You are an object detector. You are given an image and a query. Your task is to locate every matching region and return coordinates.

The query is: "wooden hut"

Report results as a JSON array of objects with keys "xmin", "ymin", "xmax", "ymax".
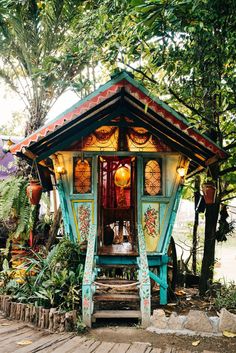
[{"xmin": 11, "ymin": 71, "xmax": 228, "ymax": 327}]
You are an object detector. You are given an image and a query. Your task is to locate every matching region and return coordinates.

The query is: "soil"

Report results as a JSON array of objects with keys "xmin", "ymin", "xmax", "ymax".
[
  {"xmin": 87, "ymin": 287, "xmax": 236, "ymax": 353},
  {"xmin": 88, "ymin": 323, "xmax": 236, "ymax": 353}
]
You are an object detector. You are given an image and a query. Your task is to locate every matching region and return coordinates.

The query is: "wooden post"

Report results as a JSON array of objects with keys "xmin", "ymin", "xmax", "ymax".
[
  {"xmin": 137, "ymin": 225, "xmax": 151, "ymax": 328},
  {"xmin": 20, "ymin": 303, "xmax": 26, "ymax": 321},
  {"xmin": 49, "ymin": 308, "xmax": 57, "ymax": 331},
  {"xmin": 159, "ymin": 264, "xmax": 168, "ymax": 305},
  {"xmin": 65, "ymin": 310, "xmax": 77, "ymax": 332}
]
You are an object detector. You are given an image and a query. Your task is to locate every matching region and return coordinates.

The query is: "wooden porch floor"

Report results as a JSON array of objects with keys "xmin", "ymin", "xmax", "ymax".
[
  {"xmin": 0, "ymin": 313, "xmax": 221, "ymax": 353},
  {"xmin": 98, "ymin": 243, "xmax": 138, "ymax": 256}
]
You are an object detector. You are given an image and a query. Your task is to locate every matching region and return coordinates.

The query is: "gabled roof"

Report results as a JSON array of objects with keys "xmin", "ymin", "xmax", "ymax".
[{"xmin": 11, "ymin": 70, "xmax": 228, "ymax": 174}]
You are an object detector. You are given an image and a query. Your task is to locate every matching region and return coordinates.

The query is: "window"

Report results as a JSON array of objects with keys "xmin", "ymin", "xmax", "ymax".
[
  {"xmin": 73, "ymin": 157, "xmax": 92, "ymax": 194},
  {"xmin": 144, "ymin": 159, "xmax": 162, "ymax": 196}
]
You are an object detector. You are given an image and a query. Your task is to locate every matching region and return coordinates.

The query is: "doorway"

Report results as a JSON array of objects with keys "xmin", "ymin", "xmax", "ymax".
[{"xmin": 98, "ymin": 156, "xmax": 137, "ymax": 255}]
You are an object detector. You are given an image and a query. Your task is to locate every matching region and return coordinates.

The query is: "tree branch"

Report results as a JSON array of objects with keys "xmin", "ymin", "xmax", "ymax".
[
  {"xmin": 121, "ymin": 61, "xmax": 158, "ymax": 85},
  {"xmin": 219, "ymin": 166, "xmax": 236, "ymax": 176},
  {"xmin": 224, "ymin": 141, "xmax": 236, "ymax": 150},
  {"xmin": 168, "ymin": 87, "xmax": 215, "ymax": 126}
]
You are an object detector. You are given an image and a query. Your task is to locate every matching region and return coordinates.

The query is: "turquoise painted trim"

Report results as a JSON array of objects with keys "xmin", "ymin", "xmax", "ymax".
[
  {"xmin": 147, "ymin": 254, "xmax": 169, "ymax": 266},
  {"xmin": 57, "ymin": 179, "xmax": 73, "ymax": 241},
  {"xmin": 93, "ymin": 156, "xmax": 98, "ymax": 254},
  {"xmin": 69, "ymin": 194, "xmax": 95, "ymax": 201},
  {"xmin": 141, "ymin": 196, "xmax": 170, "ymax": 203},
  {"xmin": 159, "ymin": 264, "xmax": 168, "ymax": 305},
  {"xmin": 137, "ymin": 224, "xmax": 151, "ymax": 327},
  {"xmin": 162, "ymin": 184, "xmax": 183, "ymax": 254},
  {"xmin": 137, "ymin": 157, "xmax": 143, "ymax": 225},
  {"xmin": 82, "ymin": 224, "xmax": 96, "ymax": 327},
  {"xmin": 69, "ymin": 156, "xmax": 97, "ymax": 243},
  {"xmin": 96, "ymin": 256, "xmax": 137, "ymax": 266},
  {"xmin": 149, "ymin": 270, "xmax": 168, "ymax": 289},
  {"xmin": 60, "ymin": 173, "xmax": 78, "ymax": 243},
  {"xmin": 157, "ymin": 175, "xmax": 180, "ymax": 252}
]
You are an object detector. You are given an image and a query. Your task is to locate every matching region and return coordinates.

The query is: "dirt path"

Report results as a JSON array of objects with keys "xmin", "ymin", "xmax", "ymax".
[{"xmin": 0, "ymin": 313, "xmax": 236, "ymax": 352}]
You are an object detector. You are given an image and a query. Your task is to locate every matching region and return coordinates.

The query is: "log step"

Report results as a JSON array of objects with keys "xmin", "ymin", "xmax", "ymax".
[
  {"xmin": 93, "ymin": 310, "xmax": 141, "ymax": 319},
  {"xmin": 93, "ymin": 293, "xmax": 139, "ymax": 302}
]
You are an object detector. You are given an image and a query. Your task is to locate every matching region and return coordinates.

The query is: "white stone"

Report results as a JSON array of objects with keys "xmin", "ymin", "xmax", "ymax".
[
  {"xmin": 209, "ymin": 316, "xmax": 220, "ymax": 333},
  {"xmin": 168, "ymin": 312, "xmax": 185, "ymax": 330},
  {"xmin": 184, "ymin": 310, "xmax": 214, "ymax": 333},
  {"xmin": 219, "ymin": 308, "xmax": 236, "ymax": 333},
  {"xmin": 150, "ymin": 309, "xmax": 168, "ymax": 329}
]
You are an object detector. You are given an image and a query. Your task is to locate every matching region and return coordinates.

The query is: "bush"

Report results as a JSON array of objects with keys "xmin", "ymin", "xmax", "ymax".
[
  {"xmin": 214, "ymin": 282, "xmax": 236, "ymax": 311},
  {"xmin": 0, "ymin": 238, "xmax": 84, "ymax": 312}
]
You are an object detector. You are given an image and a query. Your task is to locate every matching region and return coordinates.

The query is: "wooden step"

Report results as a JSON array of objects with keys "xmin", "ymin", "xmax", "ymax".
[
  {"xmin": 93, "ymin": 310, "xmax": 141, "ymax": 319},
  {"xmin": 95, "ymin": 278, "xmax": 137, "ymax": 285},
  {"xmin": 94, "ymin": 293, "xmax": 139, "ymax": 302}
]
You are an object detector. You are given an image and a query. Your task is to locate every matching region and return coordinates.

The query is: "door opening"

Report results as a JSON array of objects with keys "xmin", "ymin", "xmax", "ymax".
[{"xmin": 98, "ymin": 156, "xmax": 137, "ymax": 255}]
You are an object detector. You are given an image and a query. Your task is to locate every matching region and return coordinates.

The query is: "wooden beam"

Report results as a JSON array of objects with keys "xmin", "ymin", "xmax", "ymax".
[
  {"xmin": 35, "ymin": 107, "xmax": 123, "ymax": 162},
  {"xmin": 205, "ymin": 154, "xmax": 219, "ymax": 166},
  {"xmin": 21, "ymin": 147, "xmax": 53, "ymax": 172}
]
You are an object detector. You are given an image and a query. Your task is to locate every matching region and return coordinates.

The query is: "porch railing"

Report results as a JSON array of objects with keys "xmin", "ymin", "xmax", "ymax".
[
  {"xmin": 137, "ymin": 224, "xmax": 151, "ymax": 327},
  {"xmin": 82, "ymin": 224, "xmax": 96, "ymax": 327}
]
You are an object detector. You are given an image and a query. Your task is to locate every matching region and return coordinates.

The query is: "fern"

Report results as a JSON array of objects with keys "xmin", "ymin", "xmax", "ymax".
[{"xmin": 0, "ymin": 176, "xmax": 35, "ymax": 240}]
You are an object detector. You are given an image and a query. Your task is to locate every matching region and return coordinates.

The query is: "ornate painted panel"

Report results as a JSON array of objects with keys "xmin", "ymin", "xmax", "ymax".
[
  {"xmin": 142, "ymin": 203, "xmax": 160, "ymax": 252},
  {"xmin": 72, "ymin": 200, "xmax": 94, "ymax": 241}
]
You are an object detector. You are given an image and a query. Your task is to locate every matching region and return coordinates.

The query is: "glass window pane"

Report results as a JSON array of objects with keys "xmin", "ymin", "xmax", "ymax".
[
  {"xmin": 73, "ymin": 158, "xmax": 92, "ymax": 194},
  {"xmin": 144, "ymin": 159, "xmax": 162, "ymax": 196}
]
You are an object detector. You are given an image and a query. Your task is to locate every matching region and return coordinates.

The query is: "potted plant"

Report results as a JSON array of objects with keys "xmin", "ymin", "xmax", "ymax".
[
  {"xmin": 202, "ymin": 178, "xmax": 217, "ymax": 205},
  {"xmin": 26, "ymin": 177, "xmax": 43, "ymax": 205}
]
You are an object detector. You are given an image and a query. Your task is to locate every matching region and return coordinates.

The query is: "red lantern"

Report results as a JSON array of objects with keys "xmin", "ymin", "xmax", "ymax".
[{"xmin": 26, "ymin": 180, "xmax": 43, "ymax": 205}]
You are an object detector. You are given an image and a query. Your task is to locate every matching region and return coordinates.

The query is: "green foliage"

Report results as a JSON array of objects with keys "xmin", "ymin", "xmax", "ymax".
[
  {"xmin": 0, "ymin": 259, "xmax": 15, "ymax": 290},
  {"xmin": 0, "ymin": 176, "xmax": 35, "ymax": 240},
  {"xmin": 0, "ymin": 0, "xmax": 99, "ymax": 133},
  {"xmin": 50, "ymin": 237, "xmax": 83, "ymax": 271},
  {"xmin": 214, "ymin": 282, "xmax": 236, "ymax": 311},
  {"xmin": 1, "ymin": 238, "xmax": 84, "ymax": 312}
]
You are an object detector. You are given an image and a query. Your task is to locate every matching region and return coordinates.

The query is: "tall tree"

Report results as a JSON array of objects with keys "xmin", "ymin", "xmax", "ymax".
[
  {"xmin": 85, "ymin": 0, "xmax": 236, "ymax": 293},
  {"xmin": 0, "ymin": 0, "xmax": 97, "ymax": 135}
]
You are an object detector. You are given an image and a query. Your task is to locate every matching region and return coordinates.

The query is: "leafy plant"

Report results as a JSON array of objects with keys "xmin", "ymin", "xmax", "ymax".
[
  {"xmin": 214, "ymin": 282, "xmax": 236, "ymax": 311},
  {"xmin": 0, "ymin": 176, "xmax": 36, "ymax": 241},
  {"xmin": 4, "ymin": 238, "xmax": 85, "ymax": 311},
  {"xmin": 0, "ymin": 259, "xmax": 15, "ymax": 292}
]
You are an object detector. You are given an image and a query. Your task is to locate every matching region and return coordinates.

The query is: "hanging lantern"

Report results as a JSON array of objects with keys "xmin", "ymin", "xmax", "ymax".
[
  {"xmin": 26, "ymin": 179, "xmax": 43, "ymax": 205},
  {"xmin": 114, "ymin": 166, "xmax": 131, "ymax": 188}
]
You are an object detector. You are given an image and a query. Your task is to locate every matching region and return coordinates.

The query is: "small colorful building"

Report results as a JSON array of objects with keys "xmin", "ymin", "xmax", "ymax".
[{"xmin": 11, "ymin": 71, "xmax": 228, "ymax": 326}]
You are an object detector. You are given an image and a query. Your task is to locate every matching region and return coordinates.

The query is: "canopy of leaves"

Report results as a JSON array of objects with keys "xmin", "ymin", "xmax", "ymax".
[
  {"xmin": 0, "ymin": 0, "xmax": 97, "ymax": 133},
  {"xmin": 84, "ymin": 0, "xmax": 236, "ymax": 195}
]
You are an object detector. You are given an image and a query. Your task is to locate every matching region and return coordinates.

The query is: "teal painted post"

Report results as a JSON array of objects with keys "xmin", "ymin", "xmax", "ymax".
[
  {"xmin": 82, "ymin": 225, "xmax": 96, "ymax": 327},
  {"xmin": 57, "ymin": 179, "xmax": 73, "ymax": 241},
  {"xmin": 137, "ymin": 224, "xmax": 151, "ymax": 327},
  {"xmin": 159, "ymin": 263, "xmax": 168, "ymax": 304},
  {"xmin": 162, "ymin": 184, "xmax": 183, "ymax": 254}
]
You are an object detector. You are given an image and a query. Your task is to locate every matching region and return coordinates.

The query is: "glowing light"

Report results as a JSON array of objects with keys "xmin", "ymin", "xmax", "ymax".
[
  {"xmin": 177, "ymin": 167, "xmax": 186, "ymax": 177},
  {"xmin": 114, "ymin": 166, "xmax": 131, "ymax": 188}
]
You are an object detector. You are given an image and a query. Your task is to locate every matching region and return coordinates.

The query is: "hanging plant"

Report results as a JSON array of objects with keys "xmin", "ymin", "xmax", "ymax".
[
  {"xmin": 202, "ymin": 181, "xmax": 217, "ymax": 205},
  {"xmin": 26, "ymin": 178, "xmax": 43, "ymax": 205}
]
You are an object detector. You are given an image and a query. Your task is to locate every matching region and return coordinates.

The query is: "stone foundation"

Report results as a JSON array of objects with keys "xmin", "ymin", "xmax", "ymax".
[{"xmin": 148, "ymin": 309, "xmax": 236, "ymax": 337}]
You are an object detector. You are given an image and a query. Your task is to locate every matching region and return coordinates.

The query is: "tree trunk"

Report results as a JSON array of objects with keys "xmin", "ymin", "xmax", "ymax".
[
  {"xmin": 46, "ymin": 207, "xmax": 62, "ymax": 251},
  {"xmin": 199, "ymin": 202, "xmax": 220, "ymax": 295},
  {"xmin": 192, "ymin": 176, "xmax": 200, "ymax": 275}
]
